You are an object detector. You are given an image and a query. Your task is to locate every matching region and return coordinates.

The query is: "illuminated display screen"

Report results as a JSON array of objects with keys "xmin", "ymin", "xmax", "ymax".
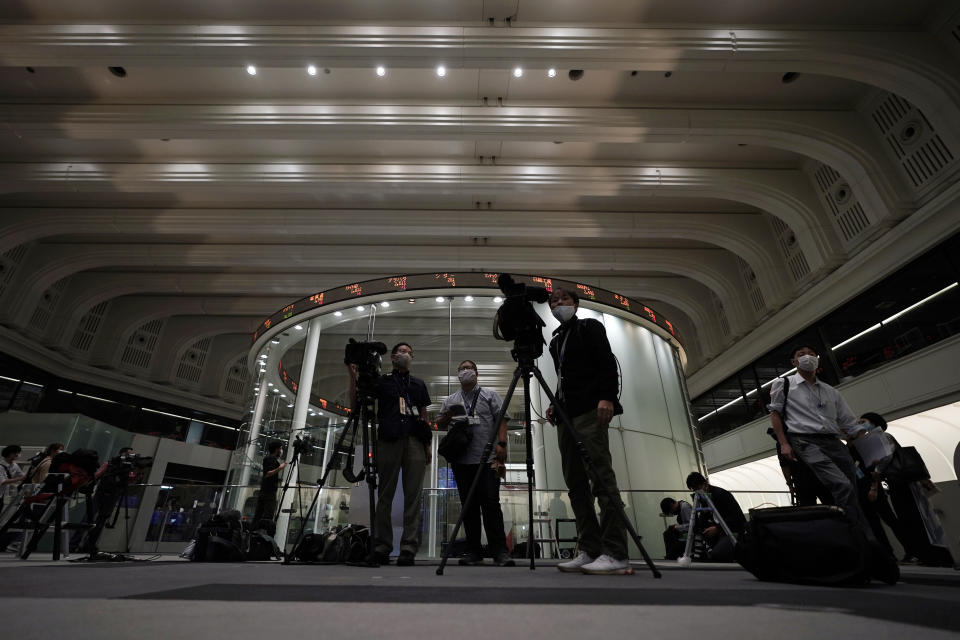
[
  {"xmin": 277, "ymin": 360, "xmax": 351, "ymax": 416},
  {"xmin": 253, "ymin": 272, "xmax": 681, "ymax": 345}
]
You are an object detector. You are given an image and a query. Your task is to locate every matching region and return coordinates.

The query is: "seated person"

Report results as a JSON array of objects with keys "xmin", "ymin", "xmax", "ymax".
[
  {"xmin": 659, "ymin": 497, "xmax": 693, "ymax": 560},
  {"xmin": 685, "ymin": 472, "xmax": 746, "ymax": 562}
]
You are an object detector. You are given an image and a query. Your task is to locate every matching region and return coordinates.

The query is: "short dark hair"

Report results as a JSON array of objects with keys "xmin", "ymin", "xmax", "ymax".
[
  {"xmin": 2, "ymin": 445, "xmax": 21, "ymax": 458},
  {"xmin": 659, "ymin": 497, "xmax": 677, "ymax": 515},
  {"xmin": 118, "ymin": 447, "xmax": 134, "ymax": 456},
  {"xmin": 391, "ymin": 342, "xmax": 412, "ymax": 355},
  {"xmin": 788, "ymin": 344, "xmax": 819, "ymax": 360},
  {"xmin": 685, "ymin": 471, "xmax": 707, "ymax": 490},
  {"xmin": 267, "ymin": 440, "xmax": 283, "ymax": 454},
  {"xmin": 549, "ymin": 287, "xmax": 580, "ymax": 305},
  {"xmin": 860, "ymin": 412, "xmax": 888, "ymax": 431},
  {"xmin": 45, "ymin": 443, "xmax": 64, "ymax": 456},
  {"xmin": 458, "ymin": 359, "xmax": 477, "ymax": 371}
]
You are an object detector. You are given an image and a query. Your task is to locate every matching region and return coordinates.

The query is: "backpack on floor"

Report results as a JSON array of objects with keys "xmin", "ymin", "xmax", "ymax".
[
  {"xmin": 192, "ymin": 510, "xmax": 247, "ymax": 562},
  {"xmin": 290, "ymin": 532, "xmax": 326, "ymax": 562},
  {"xmin": 321, "ymin": 524, "xmax": 371, "ymax": 564},
  {"xmin": 247, "ymin": 530, "xmax": 281, "ymax": 561}
]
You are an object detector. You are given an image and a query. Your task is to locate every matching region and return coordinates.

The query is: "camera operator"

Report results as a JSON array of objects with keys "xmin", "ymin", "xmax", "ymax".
[
  {"xmin": 436, "ymin": 359, "xmax": 514, "ymax": 567},
  {"xmin": 347, "ymin": 342, "xmax": 431, "ymax": 566},
  {"xmin": 27, "ymin": 443, "xmax": 65, "ymax": 484},
  {"xmin": 82, "ymin": 446, "xmax": 145, "ymax": 553},
  {"xmin": 545, "ymin": 288, "xmax": 629, "ymax": 575},
  {"xmin": 252, "ymin": 440, "xmax": 286, "ymax": 529}
]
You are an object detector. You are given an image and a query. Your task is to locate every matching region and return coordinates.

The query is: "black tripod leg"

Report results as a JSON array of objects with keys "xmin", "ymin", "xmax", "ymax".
[
  {"xmin": 283, "ymin": 415, "xmax": 359, "ymax": 564},
  {"xmin": 437, "ymin": 366, "xmax": 522, "ymax": 575},
  {"xmin": 532, "ymin": 367, "xmax": 662, "ymax": 578},
  {"xmin": 361, "ymin": 405, "xmax": 378, "ymax": 565},
  {"xmin": 521, "ymin": 371, "xmax": 536, "ymax": 570}
]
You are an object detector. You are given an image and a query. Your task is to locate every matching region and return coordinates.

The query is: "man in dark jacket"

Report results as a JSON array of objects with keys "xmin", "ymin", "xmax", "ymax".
[
  {"xmin": 685, "ymin": 472, "xmax": 745, "ymax": 562},
  {"xmin": 545, "ymin": 287, "xmax": 629, "ymax": 574}
]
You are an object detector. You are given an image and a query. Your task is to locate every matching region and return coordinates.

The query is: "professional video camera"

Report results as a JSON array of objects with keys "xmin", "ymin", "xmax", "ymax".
[
  {"xmin": 493, "ymin": 273, "xmax": 550, "ymax": 359},
  {"xmin": 344, "ymin": 338, "xmax": 388, "ymax": 396},
  {"xmin": 291, "ymin": 434, "xmax": 312, "ymax": 456},
  {"xmin": 112, "ymin": 453, "xmax": 154, "ymax": 471}
]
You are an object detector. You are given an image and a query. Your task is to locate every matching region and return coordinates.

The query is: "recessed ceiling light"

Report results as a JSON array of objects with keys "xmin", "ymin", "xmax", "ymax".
[
  {"xmin": 268, "ymin": 383, "xmax": 274, "ymax": 387},
  {"xmin": 513, "ymin": 67, "xmax": 523, "ymax": 78},
  {"xmin": 334, "ymin": 311, "xmax": 343, "ymax": 317},
  {"xmin": 307, "ymin": 65, "xmax": 317, "ymax": 76},
  {"xmin": 436, "ymin": 65, "xmax": 446, "ymax": 77},
  {"xmin": 270, "ymin": 339, "xmax": 279, "ymax": 344},
  {"xmin": 408, "ymin": 298, "xmax": 416, "ymax": 304},
  {"xmin": 272, "ymin": 388, "xmax": 279, "ymax": 393},
  {"xmin": 294, "ymin": 324, "xmax": 303, "ymax": 330},
  {"xmin": 547, "ymin": 68, "xmax": 557, "ymax": 78},
  {"xmin": 494, "ymin": 296, "xmax": 503, "ymax": 303},
  {"xmin": 381, "ymin": 301, "xmax": 390, "ymax": 307},
  {"xmin": 280, "ymin": 394, "xmax": 286, "ymax": 398},
  {"xmin": 356, "ymin": 305, "xmax": 365, "ymax": 311},
  {"xmin": 287, "ymin": 404, "xmax": 294, "ymax": 408},
  {"xmin": 376, "ymin": 66, "xmax": 386, "ymax": 77},
  {"xmin": 259, "ymin": 354, "xmax": 267, "ymax": 359},
  {"xmin": 246, "ymin": 65, "xmax": 257, "ymax": 76},
  {"xmin": 464, "ymin": 295, "xmax": 474, "ymax": 302},
  {"xmin": 436, "ymin": 296, "xmax": 445, "ymax": 303}
]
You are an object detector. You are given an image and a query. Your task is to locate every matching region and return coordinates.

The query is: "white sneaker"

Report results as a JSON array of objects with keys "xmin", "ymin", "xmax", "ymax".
[
  {"xmin": 581, "ymin": 554, "xmax": 632, "ymax": 575},
  {"xmin": 557, "ymin": 551, "xmax": 595, "ymax": 572}
]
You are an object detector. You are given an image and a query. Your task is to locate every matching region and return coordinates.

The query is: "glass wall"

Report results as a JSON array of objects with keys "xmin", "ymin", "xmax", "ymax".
[{"xmin": 231, "ymin": 288, "xmax": 702, "ymax": 559}]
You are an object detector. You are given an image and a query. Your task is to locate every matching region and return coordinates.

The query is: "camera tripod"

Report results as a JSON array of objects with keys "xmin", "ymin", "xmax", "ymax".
[
  {"xmin": 677, "ymin": 488, "xmax": 737, "ymax": 564},
  {"xmin": 437, "ymin": 343, "xmax": 662, "ymax": 578},
  {"xmin": 273, "ymin": 438, "xmax": 307, "ymax": 527},
  {"xmin": 284, "ymin": 391, "xmax": 380, "ymax": 565}
]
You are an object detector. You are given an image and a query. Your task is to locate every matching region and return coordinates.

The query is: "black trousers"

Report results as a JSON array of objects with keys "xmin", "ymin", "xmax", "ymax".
[
  {"xmin": 252, "ymin": 489, "xmax": 277, "ymax": 529},
  {"xmin": 451, "ymin": 462, "xmax": 507, "ymax": 556}
]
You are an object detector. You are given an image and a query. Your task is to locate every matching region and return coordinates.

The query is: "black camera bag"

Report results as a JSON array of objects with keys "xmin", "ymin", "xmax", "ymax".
[
  {"xmin": 247, "ymin": 530, "xmax": 281, "ymax": 561},
  {"xmin": 291, "ymin": 532, "xmax": 325, "ymax": 562},
  {"xmin": 192, "ymin": 510, "xmax": 247, "ymax": 562},
  {"xmin": 438, "ymin": 421, "xmax": 472, "ymax": 461},
  {"xmin": 735, "ymin": 505, "xmax": 897, "ymax": 585}
]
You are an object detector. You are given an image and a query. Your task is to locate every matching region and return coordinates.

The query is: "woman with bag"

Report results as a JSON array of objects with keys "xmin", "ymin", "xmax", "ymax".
[{"xmin": 436, "ymin": 360, "xmax": 513, "ymax": 567}]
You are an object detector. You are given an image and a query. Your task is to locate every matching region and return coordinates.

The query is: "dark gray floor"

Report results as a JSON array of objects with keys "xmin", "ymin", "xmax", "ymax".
[{"xmin": 2, "ymin": 555, "xmax": 958, "ymax": 639}]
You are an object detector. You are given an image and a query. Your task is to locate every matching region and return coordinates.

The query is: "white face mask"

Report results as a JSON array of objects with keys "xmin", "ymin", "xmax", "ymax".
[
  {"xmin": 457, "ymin": 369, "xmax": 477, "ymax": 385},
  {"xmin": 552, "ymin": 305, "xmax": 576, "ymax": 324},
  {"xmin": 393, "ymin": 353, "xmax": 412, "ymax": 369},
  {"xmin": 796, "ymin": 354, "xmax": 819, "ymax": 372}
]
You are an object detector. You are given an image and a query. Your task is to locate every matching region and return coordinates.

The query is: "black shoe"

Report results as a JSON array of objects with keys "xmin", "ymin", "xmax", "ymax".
[
  {"xmin": 458, "ymin": 552, "xmax": 483, "ymax": 566},
  {"xmin": 373, "ymin": 551, "xmax": 391, "ymax": 565},
  {"xmin": 494, "ymin": 552, "xmax": 516, "ymax": 567},
  {"xmin": 396, "ymin": 551, "xmax": 415, "ymax": 566}
]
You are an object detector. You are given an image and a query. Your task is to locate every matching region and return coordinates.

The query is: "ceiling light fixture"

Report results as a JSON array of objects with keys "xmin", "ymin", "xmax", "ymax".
[
  {"xmin": 307, "ymin": 65, "xmax": 317, "ymax": 76},
  {"xmin": 464, "ymin": 295, "xmax": 474, "ymax": 302},
  {"xmin": 381, "ymin": 301, "xmax": 390, "ymax": 307},
  {"xmin": 436, "ymin": 296, "xmax": 446, "ymax": 303},
  {"xmin": 376, "ymin": 66, "xmax": 386, "ymax": 77},
  {"xmin": 513, "ymin": 67, "xmax": 523, "ymax": 78},
  {"xmin": 547, "ymin": 68, "xmax": 557, "ymax": 78},
  {"xmin": 246, "ymin": 65, "xmax": 257, "ymax": 76},
  {"xmin": 436, "ymin": 65, "xmax": 446, "ymax": 77},
  {"xmin": 494, "ymin": 296, "xmax": 503, "ymax": 303},
  {"xmin": 334, "ymin": 311, "xmax": 343, "ymax": 317},
  {"xmin": 356, "ymin": 305, "xmax": 365, "ymax": 311},
  {"xmin": 294, "ymin": 324, "xmax": 303, "ymax": 330}
]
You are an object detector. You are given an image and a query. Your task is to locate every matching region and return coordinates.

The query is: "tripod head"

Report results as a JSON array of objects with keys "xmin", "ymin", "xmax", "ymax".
[{"xmin": 493, "ymin": 273, "xmax": 548, "ymax": 364}]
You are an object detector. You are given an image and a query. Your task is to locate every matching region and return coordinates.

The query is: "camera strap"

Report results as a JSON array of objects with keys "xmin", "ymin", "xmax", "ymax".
[{"xmin": 464, "ymin": 387, "xmax": 482, "ymax": 417}]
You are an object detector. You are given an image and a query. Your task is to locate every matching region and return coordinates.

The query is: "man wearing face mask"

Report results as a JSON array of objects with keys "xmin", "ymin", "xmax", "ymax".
[
  {"xmin": 347, "ymin": 342, "xmax": 431, "ymax": 566},
  {"xmin": 436, "ymin": 360, "xmax": 514, "ymax": 566},
  {"xmin": 768, "ymin": 345, "xmax": 869, "ymax": 532},
  {"xmin": 545, "ymin": 288, "xmax": 629, "ymax": 575}
]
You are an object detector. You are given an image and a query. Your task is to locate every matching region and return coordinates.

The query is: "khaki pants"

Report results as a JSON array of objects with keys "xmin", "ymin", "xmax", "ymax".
[
  {"xmin": 557, "ymin": 409, "xmax": 628, "ymax": 560},
  {"xmin": 374, "ymin": 435, "xmax": 427, "ymax": 555}
]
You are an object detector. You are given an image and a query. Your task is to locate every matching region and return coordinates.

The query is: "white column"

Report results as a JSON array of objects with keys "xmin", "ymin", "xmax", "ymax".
[
  {"xmin": 314, "ymin": 424, "xmax": 337, "ymax": 533},
  {"xmin": 427, "ymin": 429, "xmax": 439, "ymax": 556},
  {"xmin": 275, "ymin": 316, "xmax": 323, "ymax": 546},
  {"xmin": 237, "ymin": 380, "xmax": 270, "ymax": 491}
]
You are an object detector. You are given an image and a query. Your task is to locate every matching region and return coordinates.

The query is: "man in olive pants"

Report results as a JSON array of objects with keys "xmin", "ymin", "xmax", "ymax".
[{"xmin": 546, "ymin": 287, "xmax": 629, "ymax": 574}]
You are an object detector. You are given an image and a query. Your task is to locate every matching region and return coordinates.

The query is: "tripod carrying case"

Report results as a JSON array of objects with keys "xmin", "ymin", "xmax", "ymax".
[{"xmin": 735, "ymin": 505, "xmax": 898, "ymax": 586}]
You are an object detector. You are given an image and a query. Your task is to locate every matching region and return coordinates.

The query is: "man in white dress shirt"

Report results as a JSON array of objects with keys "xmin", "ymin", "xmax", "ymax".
[{"xmin": 768, "ymin": 344, "xmax": 869, "ymax": 531}]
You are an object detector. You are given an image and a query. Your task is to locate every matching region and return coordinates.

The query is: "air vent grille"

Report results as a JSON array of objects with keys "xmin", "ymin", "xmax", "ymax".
[
  {"xmin": 28, "ymin": 277, "xmax": 68, "ymax": 335},
  {"xmin": 120, "ymin": 319, "xmax": 165, "ymax": 371},
  {"xmin": 69, "ymin": 301, "xmax": 110, "ymax": 353},
  {"xmin": 709, "ymin": 291, "xmax": 730, "ymax": 338},
  {"xmin": 870, "ymin": 93, "xmax": 955, "ymax": 190},
  {"xmin": 812, "ymin": 163, "xmax": 871, "ymax": 243},
  {"xmin": 175, "ymin": 337, "xmax": 212, "ymax": 385},
  {"xmin": 769, "ymin": 216, "xmax": 811, "ymax": 283},
  {"xmin": 0, "ymin": 245, "xmax": 28, "ymax": 301},
  {"xmin": 222, "ymin": 357, "xmax": 250, "ymax": 403},
  {"xmin": 736, "ymin": 256, "xmax": 766, "ymax": 314}
]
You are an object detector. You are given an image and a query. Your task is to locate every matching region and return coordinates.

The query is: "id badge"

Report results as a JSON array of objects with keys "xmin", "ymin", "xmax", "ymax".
[
  {"xmin": 399, "ymin": 397, "xmax": 407, "ymax": 415},
  {"xmin": 468, "ymin": 416, "xmax": 481, "ymax": 428}
]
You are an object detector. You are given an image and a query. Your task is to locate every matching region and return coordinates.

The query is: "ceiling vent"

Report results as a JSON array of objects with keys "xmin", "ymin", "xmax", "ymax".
[
  {"xmin": 0, "ymin": 244, "xmax": 28, "ymax": 301},
  {"xmin": 736, "ymin": 256, "xmax": 766, "ymax": 314},
  {"xmin": 709, "ymin": 291, "xmax": 731, "ymax": 338},
  {"xmin": 769, "ymin": 216, "xmax": 811, "ymax": 283},
  {"xmin": 27, "ymin": 277, "xmax": 69, "ymax": 336},
  {"xmin": 870, "ymin": 93, "xmax": 955, "ymax": 191},
  {"xmin": 119, "ymin": 319, "xmax": 165, "ymax": 371},
  {"xmin": 175, "ymin": 337, "xmax": 212, "ymax": 386},
  {"xmin": 221, "ymin": 357, "xmax": 250, "ymax": 403},
  {"xmin": 811, "ymin": 163, "xmax": 871, "ymax": 244},
  {"xmin": 69, "ymin": 301, "xmax": 110, "ymax": 354}
]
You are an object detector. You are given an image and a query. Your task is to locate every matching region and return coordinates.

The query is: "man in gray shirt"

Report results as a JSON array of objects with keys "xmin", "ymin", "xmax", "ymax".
[
  {"xmin": 436, "ymin": 360, "xmax": 513, "ymax": 566},
  {"xmin": 768, "ymin": 344, "xmax": 869, "ymax": 531}
]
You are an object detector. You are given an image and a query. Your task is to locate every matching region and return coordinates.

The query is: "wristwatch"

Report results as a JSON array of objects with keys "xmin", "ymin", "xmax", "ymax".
[{"xmin": 497, "ymin": 441, "xmax": 508, "ymax": 447}]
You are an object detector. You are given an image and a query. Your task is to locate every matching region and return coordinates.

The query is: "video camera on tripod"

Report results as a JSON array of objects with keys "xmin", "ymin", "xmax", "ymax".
[
  {"xmin": 493, "ymin": 274, "xmax": 549, "ymax": 358},
  {"xmin": 343, "ymin": 338, "xmax": 388, "ymax": 396}
]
